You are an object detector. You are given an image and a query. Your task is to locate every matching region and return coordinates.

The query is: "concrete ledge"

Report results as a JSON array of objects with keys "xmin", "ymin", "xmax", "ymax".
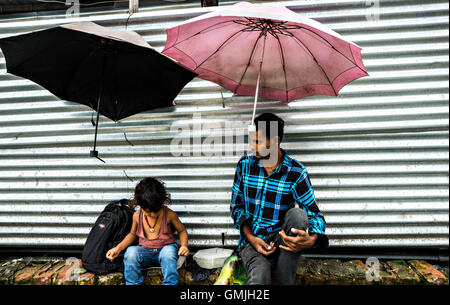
[{"xmin": 0, "ymin": 257, "xmax": 448, "ymax": 285}]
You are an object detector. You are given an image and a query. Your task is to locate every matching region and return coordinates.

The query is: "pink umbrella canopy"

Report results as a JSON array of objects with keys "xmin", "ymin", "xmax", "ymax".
[{"xmin": 162, "ymin": 1, "xmax": 368, "ymax": 105}]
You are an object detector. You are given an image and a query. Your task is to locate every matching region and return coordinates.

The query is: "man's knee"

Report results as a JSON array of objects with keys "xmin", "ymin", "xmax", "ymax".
[{"xmin": 284, "ymin": 208, "xmax": 308, "ymax": 231}]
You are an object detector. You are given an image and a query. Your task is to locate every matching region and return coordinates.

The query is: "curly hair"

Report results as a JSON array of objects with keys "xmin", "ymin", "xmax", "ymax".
[{"xmin": 128, "ymin": 177, "xmax": 171, "ymax": 212}]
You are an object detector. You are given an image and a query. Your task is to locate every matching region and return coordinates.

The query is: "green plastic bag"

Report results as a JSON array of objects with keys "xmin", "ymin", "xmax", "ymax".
[{"xmin": 214, "ymin": 255, "xmax": 247, "ymax": 285}]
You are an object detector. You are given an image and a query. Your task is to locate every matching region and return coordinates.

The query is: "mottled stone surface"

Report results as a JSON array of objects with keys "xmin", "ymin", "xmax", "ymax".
[
  {"xmin": 32, "ymin": 260, "xmax": 66, "ymax": 285},
  {"xmin": 142, "ymin": 268, "xmax": 163, "ymax": 285},
  {"xmin": 1, "ymin": 256, "xmax": 448, "ymax": 286},
  {"xmin": 408, "ymin": 260, "xmax": 448, "ymax": 285},
  {"xmin": 54, "ymin": 258, "xmax": 95, "ymax": 285},
  {"xmin": 0, "ymin": 259, "xmax": 30, "ymax": 285},
  {"xmin": 321, "ymin": 259, "xmax": 357, "ymax": 284},
  {"xmin": 97, "ymin": 272, "xmax": 125, "ymax": 285},
  {"xmin": 141, "ymin": 267, "xmax": 221, "ymax": 285},
  {"xmin": 14, "ymin": 263, "xmax": 46, "ymax": 285},
  {"xmin": 438, "ymin": 266, "xmax": 448, "ymax": 280},
  {"xmin": 295, "ymin": 257, "xmax": 327, "ymax": 285},
  {"xmin": 341, "ymin": 260, "xmax": 369, "ymax": 285},
  {"xmin": 296, "ymin": 258, "xmax": 372, "ymax": 285},
  {"xmin": 76, "ymin": 272, "xmax": 96, "ymax": 285},
  {"xmin": 385, "ymin": 260, "xmax": 421, "ymax": 284},
  {"xmin": 377, "ymin": 261, "xmax": 398, "ymax": 285}
]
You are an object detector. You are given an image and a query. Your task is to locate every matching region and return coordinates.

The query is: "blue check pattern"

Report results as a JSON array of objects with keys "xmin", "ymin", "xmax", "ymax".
[{"xmin": 230, "ymin": 149, "xmax": 328, "ymax": 251}]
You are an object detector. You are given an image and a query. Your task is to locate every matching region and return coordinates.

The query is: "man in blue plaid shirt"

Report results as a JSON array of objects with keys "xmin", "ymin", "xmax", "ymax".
[{"xmin": 231, "ymin": 113, "xmax": 328, "ymax": 285}]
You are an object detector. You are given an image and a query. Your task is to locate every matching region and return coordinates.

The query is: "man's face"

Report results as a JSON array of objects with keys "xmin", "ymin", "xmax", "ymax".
[{"xmin": 250, "ymin": 129, "xmax": 276, "ymax": 159}]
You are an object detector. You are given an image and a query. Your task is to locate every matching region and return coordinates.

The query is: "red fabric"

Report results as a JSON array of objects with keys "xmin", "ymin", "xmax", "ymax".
[
  {"xmin": 162, "ymin": 2, "xmax": 368, "ymax": 103},
  {"xmin": 136, "ymin": 206, "xmax": 176, "ymax": 249}
]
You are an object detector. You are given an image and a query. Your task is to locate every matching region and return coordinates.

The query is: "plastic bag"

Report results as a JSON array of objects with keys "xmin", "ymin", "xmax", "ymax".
[{"xmin": 214, "ymin": 255, "xmax": 247, "ymax": 285}]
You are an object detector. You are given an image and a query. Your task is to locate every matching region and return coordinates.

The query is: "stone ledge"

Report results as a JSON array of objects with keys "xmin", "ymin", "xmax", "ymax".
[{"xmin": 0, "ymin": 257, "xmax": 448, "ymax": 285}]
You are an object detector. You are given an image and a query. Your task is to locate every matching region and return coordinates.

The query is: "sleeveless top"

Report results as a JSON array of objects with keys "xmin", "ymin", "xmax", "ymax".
[{"xmin": 137, "ymin": 206, "xmax": 176, "ymax": 249}]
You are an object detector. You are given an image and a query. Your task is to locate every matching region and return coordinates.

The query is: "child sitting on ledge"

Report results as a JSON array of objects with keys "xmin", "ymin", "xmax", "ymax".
[{"xmin": 106, "ymin": 177, "xmax": 189, "ymax": 285}]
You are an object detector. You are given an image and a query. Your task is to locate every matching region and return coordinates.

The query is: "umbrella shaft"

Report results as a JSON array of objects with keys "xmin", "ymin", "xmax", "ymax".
[
  {"xmin": 252, "ymin": 69, "xmax": 261, "ymax": 125},
  {"xmin": 93, "ymin": 108, "xmax": 101, "ymax": 151},
  {"xmin": 93, "ymin": 55, "xmax": 106, "ymax": 152},
  {"xmin": 251, "ymin": 34, "xmax": 267, "ymax": 125}
]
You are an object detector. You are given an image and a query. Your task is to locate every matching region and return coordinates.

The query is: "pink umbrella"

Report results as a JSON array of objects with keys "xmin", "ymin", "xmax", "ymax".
[{"xmin": 162, "ymin": 1, "xmax": 368, "ymax": 126}]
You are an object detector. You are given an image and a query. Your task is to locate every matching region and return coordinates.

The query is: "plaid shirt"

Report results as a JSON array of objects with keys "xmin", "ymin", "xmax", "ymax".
[{"xmin": 230, "ymin": 149, "xmax": 328, "ymax": 251}]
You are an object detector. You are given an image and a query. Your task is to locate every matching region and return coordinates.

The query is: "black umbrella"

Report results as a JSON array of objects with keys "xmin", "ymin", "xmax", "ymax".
[{"xmin": 0, "ymin": 21, "xmax": 197, "ymax": 162}]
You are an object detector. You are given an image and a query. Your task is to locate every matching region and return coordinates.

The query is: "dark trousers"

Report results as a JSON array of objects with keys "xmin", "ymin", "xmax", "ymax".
[{"xmin": 239, "ymin": 207, "xmax": 308, "ymax": 285}]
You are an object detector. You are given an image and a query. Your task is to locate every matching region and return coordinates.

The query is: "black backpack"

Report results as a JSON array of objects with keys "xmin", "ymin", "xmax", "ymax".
[{"xmin": 82, "ymin": 199, "xmax": 135, "ymax": 275}]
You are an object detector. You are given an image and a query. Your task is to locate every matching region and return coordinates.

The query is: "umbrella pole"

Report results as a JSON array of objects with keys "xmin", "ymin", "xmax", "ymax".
[
  {"xmin": 248, "ymin": 69, "xmax": 261, "ymax": 145},
  {"xmin": 90, "ymin": 87, "xmax": 105, "ymax": 163},
  {"xmin": 92, "ymin": 102, "xmax": 101, "ymax": 152},
  {"xmin": 248, "ymin": 34, "xmax": 267, "ymax": 155},
  {"xmin": 251, "ymin": 34, "xmax": 267, "ymax": 126},
  {"xmin": 90, "ymin": 55, "xmax": 106, "ymax": 163},
  {"xmin": 251, "ymin": 69, "xmax": 262, "ymax": 126}
]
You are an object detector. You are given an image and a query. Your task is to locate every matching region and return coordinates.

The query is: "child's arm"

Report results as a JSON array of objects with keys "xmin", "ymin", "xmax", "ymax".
[
  {"xmin": 168, "ymin": 209, "xmax": 189, "ymax": 256},
  {"xmin": 106, "ymin": 211, "xmax": 139, "ymax": 261}
]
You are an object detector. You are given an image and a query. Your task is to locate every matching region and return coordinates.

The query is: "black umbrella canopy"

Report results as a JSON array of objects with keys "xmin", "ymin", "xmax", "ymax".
[
  {"xmin": 0, "ymin": 21, "xmax": 197, "ymax": 161},
  {"xmin": 0, "ymin": 21, "xmax": 197, "ymax": 121}
]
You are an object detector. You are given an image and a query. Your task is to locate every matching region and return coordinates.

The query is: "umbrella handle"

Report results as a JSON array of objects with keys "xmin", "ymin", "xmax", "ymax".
[{"xmin": 89, "ymin": 149, "xmax": 106, "ymax": 163}]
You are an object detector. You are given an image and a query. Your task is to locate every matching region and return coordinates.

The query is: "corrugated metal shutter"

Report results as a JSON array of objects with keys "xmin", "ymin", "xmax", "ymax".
[{"xmin": 0, "ymin": 0, "xmax": 448, "ymax": 249}]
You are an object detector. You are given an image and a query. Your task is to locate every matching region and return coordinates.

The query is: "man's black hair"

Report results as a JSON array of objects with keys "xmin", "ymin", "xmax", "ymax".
[{"xmin": 254, "ymin": 112, "xmax": 285, "ymax": 142}]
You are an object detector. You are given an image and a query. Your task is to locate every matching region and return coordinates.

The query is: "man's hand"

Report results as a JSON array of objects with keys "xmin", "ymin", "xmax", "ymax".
[
  {"xmin": 279, "ymin": 228, "xmax": 317, "ymax": 253},
  {"xmin": 248, "ymin": 235, "xmax": 276, "ymax": 256}
]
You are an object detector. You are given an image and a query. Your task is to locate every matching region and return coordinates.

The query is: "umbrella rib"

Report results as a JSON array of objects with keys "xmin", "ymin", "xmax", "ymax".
[
  {"xmin": 293, "ymin": 27, "xmax": 365, "ymax": 73},
  {"xmin": 3, "ymin": 31, "xmax": 105, "ymax": 103},
  {"xmin": 301, "ymin": 28, "xmax": 354, "ymax": 62},
  {"xmin": 65, "ymin": 48, "xmax": 100, "ymax": 105},
  {"xmin": 1, "ymin": 36, "xmax": 61, "ymax": 73},
  {"xmin": 236, "ymin": 31, "xmax": 265, "ymax": 91},
  {"xmin": 171, "ymin": 45, "xmax": 201, "ymax": 68},
  {"xmin": 4, "ymin": 26, "xmax": 99, "ymax": 71},
  {"xmin": 171, "ymin": 20, "xmax": 237, "ymax": 47},
  {"xmin": 274, "ymin": 34, "xmax": 289, "ymax": 102},
  {"xmin": 291, "ymin": 35, "xmax": 337, "ymax": 95},
  {"xmin": 195, "ymin": 28, "xmax": 245, "ymax": 69}
]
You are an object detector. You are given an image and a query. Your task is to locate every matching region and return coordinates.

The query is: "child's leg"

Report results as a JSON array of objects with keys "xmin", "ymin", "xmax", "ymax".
[
  {"xmin": 157, "ymin": 243, "xmax": 179, "ymax": 285},
  {"xmin": 123, "ymin": 245, "xmax": 158, "ymax": 285}
]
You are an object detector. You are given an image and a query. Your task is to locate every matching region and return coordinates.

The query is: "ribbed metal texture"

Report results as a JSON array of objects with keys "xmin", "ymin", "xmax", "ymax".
[{"xmin": 0, "ymin": 0, "xmax": 448, "ymax": 249}]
